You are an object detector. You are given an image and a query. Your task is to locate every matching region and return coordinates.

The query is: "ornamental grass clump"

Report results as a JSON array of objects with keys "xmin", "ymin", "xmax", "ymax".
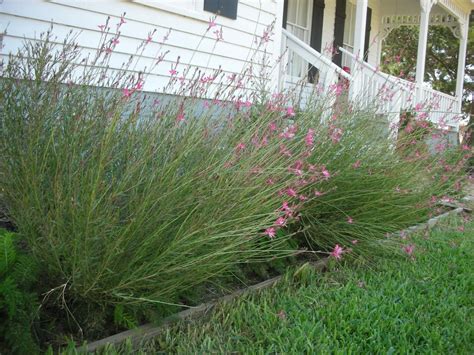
[
  {"xmin": 238, "ymin": 96, "xmax": 468, "ymax": 260},
  {"xmin": 0, "ymin": 29, "xmax": 300, "ymax": 318},
  {"xmin": 0, "ymin": 16, "xmax": 470, "ymax": 345}
]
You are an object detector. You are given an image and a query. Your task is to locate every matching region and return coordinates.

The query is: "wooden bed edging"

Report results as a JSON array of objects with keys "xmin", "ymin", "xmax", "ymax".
[
  {"xmin": 82, "ymin": 203, "xmax": 470, "ymax": 353},
  {"xmin": 83, "ymin": 258, "xmax": 328, "ymax": 352}
]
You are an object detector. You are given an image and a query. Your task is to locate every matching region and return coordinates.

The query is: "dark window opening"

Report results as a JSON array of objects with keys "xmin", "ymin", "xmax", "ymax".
[{"xmin": 204, "ymin": 0, "xmax": 238, "ymax": 20}]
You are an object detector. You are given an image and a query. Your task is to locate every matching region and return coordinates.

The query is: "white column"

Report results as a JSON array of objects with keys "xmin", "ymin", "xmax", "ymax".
[
  {"xmin": 415, "ymin": 0, "xmax": 435, "ymax": 88},
  {"xmin": 455, "ymin": 19, "xmax": 469, "ymax": 111},
  {"xmin": 272, "ymin": 0, "xmax": 286, "ymax": 93},
  {"xmin": 353, "ymin": 0, "xmax": 368, "ymax": 59},
  {"xmin": 349, "ymin": 0, "xmax": 368, "ymax": 102}
]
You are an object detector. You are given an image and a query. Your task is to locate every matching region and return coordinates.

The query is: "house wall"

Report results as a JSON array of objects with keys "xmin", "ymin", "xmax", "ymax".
[{"xmin": 0, "ymin": 0, "xmax": 280, "ymax": 96}]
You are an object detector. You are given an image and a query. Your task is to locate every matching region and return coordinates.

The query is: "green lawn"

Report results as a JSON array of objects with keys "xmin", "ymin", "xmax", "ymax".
[
  {"xmin": 92, "ymin": 216, "xmax": 473, "ymax": 354},
  {"xmin": 148, "ymin": 216, "xmax": 474, "ymax": 354}
]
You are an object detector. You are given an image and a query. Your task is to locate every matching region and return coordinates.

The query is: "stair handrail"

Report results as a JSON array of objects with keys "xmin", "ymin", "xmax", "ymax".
[{"xmin": 282, "ymin": 28, "xmax": 352, "ymax": 81}]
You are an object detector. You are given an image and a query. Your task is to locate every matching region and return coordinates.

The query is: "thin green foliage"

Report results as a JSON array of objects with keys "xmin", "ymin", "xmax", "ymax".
[{"xmin": 0, "ymin": 21, "xmax": 470, "ymax": 351}]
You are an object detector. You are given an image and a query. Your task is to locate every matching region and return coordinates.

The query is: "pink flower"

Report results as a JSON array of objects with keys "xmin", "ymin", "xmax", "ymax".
[
  {"xmin": 330, "ymin": 127, "xmax": 343, "ymax": 143},
  {"xmin": 286, "ymin": 188, "xmax": 297, "ymax": 198},
  {"xmin": 286, "ymin": 106, "xmax": 296, "ymax": 117},
  {"xmin": 281, "ymin": 201, "xmax": 291, "ymax": 212},
  {"xmin": 134, "ymin": 80, "xmax": 144, "ymax": 91},
  {"xmin": 250, "ymin": 166, "xmax": 262, "ymax": 175},
  {"xmin": 266, "ymin": 178, "xmax": 275, "ymax": 185},
  {"xmin": 322, "ymin": 167, "xmax": 330, "ymax": 179},
  {"xmin": 122, "ymin": 88, "xmax": 132, "ymax": 98},
  {"xmin": 213, "ymin": 27, "xmax": 223, "ymax": 41},
  {"xmin": 112, "ymin": 38, "xmax": 120, "ymax": 45},
  {"xmin": 330, "ymin": 244, "xmax": 344, "ymax": 260},
  {"xmin": 268, "ymin": 121, "xmax": 278, "ymax": 132},
  {"xmin": 330, "ymin": 82, "xmax": 344, "ymax": 96},
  {"xmin": 414, "ymin": 103, "xmax": 424, "ymax": 112},
  {"xmin": 314, "ymin": 190, "xmax": 324, "ymax": 197},
  {"xmin": 98, "ymin": 24, "xmax": 106, "ymax": 31},
  {"xmin": 275, "ymin": 217, "xmax": 287, "ymax": 227},
  {"xmin": 119, "ymin": 14, "xmax": 126, "ymax": 25},
  {"xmin": 169, "ymin": 69, "xmax": 177, "ymax": 76},
  {"xmin": 347, "ymin": 217, "xmax": 353, "ymax": 224},
  {"xmin": 299, "ymin": 194, "xmax": 308, "ymax": 202},
  {"xmin": 462, "ymin": 145, "xmax": 470, "ymax": 151},
  {"xmin": 402, "ymin": 244, "xmax": 415, "ymax": 256},
  {"xmin": 417, "ymin": 112, "xmax": 428, "ymax": 120},
  {"xmin": 435, "ymin": 143, "xmax": 446, "ymax": 153},
  {"xmin": 351, "ymin": 240, "xmax": 358, "ymax": 245},
  {"xmin": 280, "ymin": 144, "xmax": 292, "ymax": 157},
  {"xmin": 280, "ymin": 125, "xmax": 297, "ymax": 139},
  {"xmin": 235, "ymin": 142, "xmax": 246, "ymax": 152},
  {"xmin": 289, "ymin": 160, "xmax": 304, "ymax": 177},
  {"xmin": 208, "ymin": 17, "xmax": 217, "ymax": 30},
  {"xmin": 352, "ymin": 160, "xmax": 361, "ymax": 169},
  {"xmin": 305, "ymin": 128, "xmax": 315, "ymax": 147},
  {"xmin": 264, "ymin": 227, "xmax": 276, "ymax": 239},
  {"xmin": 457, "ymin": 226, "xmax": 465, "ymax": 232},
  {"xmin": 176, "ymin": 112, "xmax": 185, "ymax": 123}
]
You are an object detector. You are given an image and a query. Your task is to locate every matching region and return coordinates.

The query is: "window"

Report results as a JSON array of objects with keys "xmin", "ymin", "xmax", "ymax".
[
  {"xmin": 341, "ymin": 0, "xmax": 355, "ymax": 68},
  {"xmin": 204, "ymin": 0, "xmax": 239, "ymax": 20},
  {"xmin": 343, "ymin": 1, "xmax": 355, "ymax": 53}
]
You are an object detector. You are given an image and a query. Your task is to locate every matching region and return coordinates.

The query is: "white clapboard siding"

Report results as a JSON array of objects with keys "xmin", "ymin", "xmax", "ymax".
[{"xmin": 0, "ymin": 0, "xmax": 280, "ymax": 95}]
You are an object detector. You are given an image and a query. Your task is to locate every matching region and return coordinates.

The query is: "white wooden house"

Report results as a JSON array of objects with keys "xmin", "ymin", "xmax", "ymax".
[{"xmin": 1, "ymin": 0, "xmax": 472, "ymax": 131}]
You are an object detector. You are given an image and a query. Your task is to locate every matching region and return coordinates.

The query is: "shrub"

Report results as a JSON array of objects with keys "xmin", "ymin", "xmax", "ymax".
[{"xmin": 0, "ymin": 229, "xmax": 40, "ymax": 354}]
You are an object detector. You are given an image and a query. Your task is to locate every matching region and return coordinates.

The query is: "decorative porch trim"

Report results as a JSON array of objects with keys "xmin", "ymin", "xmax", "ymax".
[
  {"xmin": 381, "ymin": 13, "xmax": 462, "ymax": 40},
  {"xmin": 437, "ymin": 0, "xmax": 469, "ymax": 23}
]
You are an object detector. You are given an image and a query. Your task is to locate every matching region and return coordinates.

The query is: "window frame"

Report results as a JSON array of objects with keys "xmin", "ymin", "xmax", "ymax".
[{"xmin": 132, "ymin": 0, "xmax": 209, "ymax": 23}]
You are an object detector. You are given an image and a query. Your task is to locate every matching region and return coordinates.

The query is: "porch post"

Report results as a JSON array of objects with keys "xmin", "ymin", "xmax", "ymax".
[
  {"xmin": 272, "ymin": 0, "xmax": 286, "ymax": 92},
  {"xmin": 415, "ymin": 0, "xmax": 435, "ymax": 90},
  {"xmin": 353, "ymin": 0, "xmax": 368, "ymax": 59},
  {"xmin": 455, "ymin": 18, "xmax": 469, "ymax": 111},
  {"xmin": 349, "ymin": 0, "xmax": 368, "ymax": 101}
]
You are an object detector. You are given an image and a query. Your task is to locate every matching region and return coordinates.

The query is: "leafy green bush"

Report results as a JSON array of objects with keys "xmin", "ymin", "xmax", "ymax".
[{"xmin": 0, "ymin": 229, "xmax": 40, "ymax": 354}]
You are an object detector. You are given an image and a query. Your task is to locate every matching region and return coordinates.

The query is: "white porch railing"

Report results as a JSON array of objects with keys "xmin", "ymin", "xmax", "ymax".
[
  {"xmin": 280, "ymin": 28, "xmax": 462, "ymax": 130},
  {"xmin": 339, "ymin": 47, "xmax": 461, "ymax": 129}
]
